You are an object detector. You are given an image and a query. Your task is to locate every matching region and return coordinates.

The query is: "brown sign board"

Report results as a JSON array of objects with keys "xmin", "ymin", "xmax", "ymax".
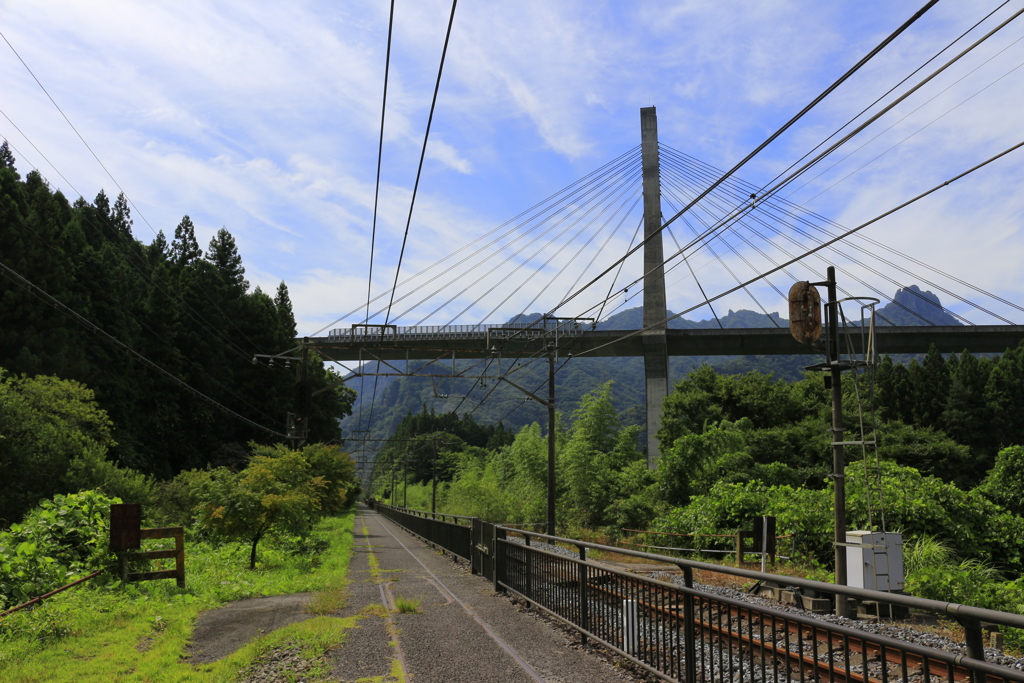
[
  {"xmin": 109, "ymin": 503, "xmax": 142, "ymax": 551},
  {"xmin": 788, "ymin": 281, "xmax": 822, "ymax": 345}
]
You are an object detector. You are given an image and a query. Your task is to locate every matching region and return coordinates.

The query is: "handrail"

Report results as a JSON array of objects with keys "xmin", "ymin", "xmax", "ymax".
[{"xmin": 0, "ymin": 569, "xmax": 104, "ymax": 618}]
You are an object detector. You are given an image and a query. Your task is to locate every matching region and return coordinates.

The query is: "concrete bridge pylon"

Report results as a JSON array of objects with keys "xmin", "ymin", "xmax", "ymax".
[{"xmin": 640, "ymin": 106, "xmax": 669, "ymax": 469}]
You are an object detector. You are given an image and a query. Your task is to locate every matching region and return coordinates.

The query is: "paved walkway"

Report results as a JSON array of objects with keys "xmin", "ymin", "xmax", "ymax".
[{"xmin": 329, "ymin": 505, "xmax": 637, "ymax": 683}]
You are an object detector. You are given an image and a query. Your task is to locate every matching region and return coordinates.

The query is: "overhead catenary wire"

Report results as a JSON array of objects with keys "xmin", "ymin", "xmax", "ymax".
[
  {"xmin": 358, "ymin": 0, "xmax": 397, "ymax": 462},
  {"xmin": 548, "ymin": 0, "xmax": 937, "ymax": 321},
  {"xmin": 366, "ymin": 0, "xmax": 396, "ymax": 328},
  {"xmin": 763, "ymin": 0, "xmax": 1015, "ymax": 197},
  {"xmin": 353, "ymin": 152, "xmax": 638, "ymax": 437},
  {"xmin": 661, "ymin": 5, "xmax": 1024, "ymax": 278},
  {"xmin": 797, "ymin": 47, "xmax": 1024, "ymax": 206},
  {"xmin": 383, "ymin": 0, "xmax": 458, "ymax": 327}
]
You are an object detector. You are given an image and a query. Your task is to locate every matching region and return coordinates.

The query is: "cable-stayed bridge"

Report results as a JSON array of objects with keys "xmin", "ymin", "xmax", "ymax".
[{"xmin": 301, "ymin": 107, "xmax": 1024, "ymax": 478}]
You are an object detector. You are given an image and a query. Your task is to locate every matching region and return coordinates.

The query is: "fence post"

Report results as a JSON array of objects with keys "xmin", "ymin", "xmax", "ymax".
[
  {"xmin": 471, "ymin": 519, "xmax": 479, "ymax": 575},
  {"xmin": 959, "ymin": 616, "xmax": 987, "ymax": 683},
  {"xmin": 525, "ymin": 534, "xmax": 533, "ymax": 601},
  {"xmin": 578, "ymin": 545, "xmax": 589, "ymax": 645},
  {"xmin": 174, "ymin": 528, "xmax": 185, "ymax": 588},
  {"xmin": 493, "ymin": 525, "xmax": 505, "ymax": 592},
  {"xmin": 682, "ymin": 565, "xmax": 697, "ymax": 683}
]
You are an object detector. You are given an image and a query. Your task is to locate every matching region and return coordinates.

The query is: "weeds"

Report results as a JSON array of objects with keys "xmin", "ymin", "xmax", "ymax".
[
  {"xmin": 0, "ymin": 511, "xmax": 356, "ymax": 681},
  {"xmin": 393, "ymin": 596, "xmax": 421, "ymax": 614}
]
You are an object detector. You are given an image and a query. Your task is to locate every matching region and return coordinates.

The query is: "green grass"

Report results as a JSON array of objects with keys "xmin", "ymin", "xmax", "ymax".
[
  {"xmin": 392, "ymin": 596, "xmax": 421, "ymax": 614},
  {"xmin": 0, "ymin": 511, "xmax": 356, "ymax": 682}
]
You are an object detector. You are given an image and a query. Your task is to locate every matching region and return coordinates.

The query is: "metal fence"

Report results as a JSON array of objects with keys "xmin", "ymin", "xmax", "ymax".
[
  {"xmin": 372, "ymin": 503, "xmax": 1024, "ymax": 683},
  {"xmin": 374, "ymin": 504, "xmax": 473, "ymax": 561}
]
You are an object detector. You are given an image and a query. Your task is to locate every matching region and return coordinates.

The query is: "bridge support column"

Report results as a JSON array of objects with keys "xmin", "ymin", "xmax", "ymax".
[{"xmin": 641, "ymin": 107, "xmax": 669, "ymax": 470}]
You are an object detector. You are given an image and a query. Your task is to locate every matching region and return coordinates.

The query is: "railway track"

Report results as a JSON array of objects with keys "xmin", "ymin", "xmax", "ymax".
[{"xmin": 505, "ymin": 546, "xmax": 1011, "ymax": 683}]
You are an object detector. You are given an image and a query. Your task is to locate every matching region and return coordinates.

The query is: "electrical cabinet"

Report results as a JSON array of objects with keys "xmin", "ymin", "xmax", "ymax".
[{"xmin": 846, "ymin": 531, "xmax": 904, "ymax": 591}]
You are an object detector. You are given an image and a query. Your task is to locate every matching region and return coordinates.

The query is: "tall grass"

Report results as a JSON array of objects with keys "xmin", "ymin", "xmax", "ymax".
[{"xmin": 0, "ymin": 512, "xmax": 356, "ymax": 681}]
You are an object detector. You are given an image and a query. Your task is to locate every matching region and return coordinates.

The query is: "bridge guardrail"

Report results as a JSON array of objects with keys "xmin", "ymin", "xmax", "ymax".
[
  {"xmin": 373, "ymin": 503, "xmax": 1024, "ymax": 683},
  {"xmin": 327, "ymin": 321, "xmax": 588, "ymax": 342}
]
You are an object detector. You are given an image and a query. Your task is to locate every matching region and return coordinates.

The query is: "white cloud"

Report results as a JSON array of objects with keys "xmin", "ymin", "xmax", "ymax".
[
  {"xmin": 2, "ymin": 0, "xmax": 1022, "ymax": 336},
  {"xmin": 426, "ymin": 138, "xmax": 472, "ymax": 174}
]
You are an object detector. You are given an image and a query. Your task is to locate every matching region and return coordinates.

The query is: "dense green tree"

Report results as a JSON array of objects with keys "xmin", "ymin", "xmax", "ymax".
[
  {"xmin": 206, "ymin": 227, "xmax": 248, "ymax": 296},
  {"xmin": 0, "ymin": 156, "xmax": 346, "ymax": 488},
  {"xmin": 274, "ymin": 282, "xmax": 296, "ymax": 339},
  {"xmin": 985, "ymin": 344, "xmax": 1024, "ymax": 451},
  {"xmin": 876, "ymin": 421, "xmax": 973, "ymax": 487},
  {"xmin": 0, "ymin": 140, "xmax": 15, "ymax": 169},
  {"xmin": 561, "ymin": 381, "xmax": 630, "ymax": 526},
  {"xmin": 655, "ymin": 421, "xmax": 747, "ymax": 507},
  {"xmin": 0, "ymin": 369, "xmax": 115, "ymax": 524},
  {"xmin": 198, "ymin": 449, "xmax": 326, "ymax": 569},
  {"xmin": 169, "ymin": 215, "xmax": 202, "ymax": 267},
  {"xmin": 657, "ymin": 365, "xmax": 814, "ymax": 448},
  {"xmin": 942, "ymin": 351, "xmax": 993, "ymax": 452},
  {"xmin": 911, "ymin": 345, "xmax": 949, "ymax": 427},
  {"xmin": 978, "ymin": 446, "xmax": 1024, "ymax": 517}
]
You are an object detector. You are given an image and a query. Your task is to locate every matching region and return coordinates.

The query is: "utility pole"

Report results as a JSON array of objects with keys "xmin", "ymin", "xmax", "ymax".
[
  {"xmin": 826, "ymin": 266, "xmax": 849, "ymax": 617},
  {"xmin": 547, "ymin": 342, "xmax": 556, "ymax": 537},
  {"xmin": 293, "ymin": 339, "xmax": 310, "ymax": 447},
  {"xmin": 403, "ymin": 454, "xmax": 408, "ymax": 508},
  {"xmin": 431, "ymin": 438, "xmax": 439, "ymax": 514}
]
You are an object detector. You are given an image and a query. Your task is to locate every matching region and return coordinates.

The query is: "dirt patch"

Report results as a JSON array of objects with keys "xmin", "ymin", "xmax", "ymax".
[{"xmin": 185, "ymin": 593, "xmax": 314, "ymax": 664}]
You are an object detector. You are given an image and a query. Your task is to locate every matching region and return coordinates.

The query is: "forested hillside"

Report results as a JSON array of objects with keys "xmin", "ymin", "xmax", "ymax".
[
  {"xmin": 0, "ymin": 144, "xmax": 353, "ymax": 523},
  {"xmin": 343, "ymin": 284, "xmax": 959, "ymax": 457},
  {"xmin": 375, "ymin": 358, "xmax": 1024, "ymax": 628}
]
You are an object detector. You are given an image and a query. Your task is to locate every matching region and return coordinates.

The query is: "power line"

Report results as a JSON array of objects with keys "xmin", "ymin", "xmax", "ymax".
[
  {"xmin": 567, "ymin": 137, "xmax": 1024, "ymax": 361},
  {"xmin": 547, "ymin": 0, "xmax": 941, "ymax": 321},
  {"xmin": 0, "ymin": 257, "xmax": 288, "ymax": 439},
  {"xmin": 665, "ymin": 4, "xmax": 1024, "ymax": 272},
  {"xmin": 0, "ymin": 201, "xmax": 284, "ymax": 423},
  {"xmin": 366, "ymin": 0, "xmax": 396, "ymax": 328},
  {"xmin": 0, "ymin": 129, "xmax": 264, "ymax": 363},
  {"xmin": 0, "ymin": 31, "xmax": 269, "ymax": 357},
  {"xmin": 358, "ymin": 0, "xmax": 397, "ymax": 468},
  {"xmin": 661, "ymin": 145, "xmax": 1013, "ymax": 324},
  {"xmin": 383, "ymin": 0, "xmax": 458, "ymax": 327}
]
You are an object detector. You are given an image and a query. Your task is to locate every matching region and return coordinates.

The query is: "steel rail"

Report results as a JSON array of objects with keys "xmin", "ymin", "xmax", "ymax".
[{"xmin": 500, "ymin": 538, "xmax": 1024, "ymax": 683}]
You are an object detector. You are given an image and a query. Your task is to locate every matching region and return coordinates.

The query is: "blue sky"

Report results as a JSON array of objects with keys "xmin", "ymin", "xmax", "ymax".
[{"xmin": 3, "ymin": 0, "xmax": 1023, "ymax": 336}]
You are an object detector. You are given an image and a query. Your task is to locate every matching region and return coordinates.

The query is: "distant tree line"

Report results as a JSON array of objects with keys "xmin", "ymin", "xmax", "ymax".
[
  {"xmin": 875, "ymin": 343, "xmax": 1024, "ymax": 476},
  {"xmin": 0, "ymin": 142, "xmax": 354, "ymax": 524}
]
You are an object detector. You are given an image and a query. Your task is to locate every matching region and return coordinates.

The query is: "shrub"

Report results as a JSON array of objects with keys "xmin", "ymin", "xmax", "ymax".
[{"xmin": 0, "ymin": 490, "xmax": 120, "ymax": 608}]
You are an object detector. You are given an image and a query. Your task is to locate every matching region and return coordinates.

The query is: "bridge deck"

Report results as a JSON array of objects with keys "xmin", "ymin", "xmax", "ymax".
[{"xmin": 308, "ymin": 325, "xmax": 1024, "ymax": 361}]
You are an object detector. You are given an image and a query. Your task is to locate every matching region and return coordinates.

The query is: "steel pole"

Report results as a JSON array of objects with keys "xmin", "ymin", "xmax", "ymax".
[
  {"xmin": 547, "ymin": 345, "xmax": 556, "ymax": 537},
  {"xmin": 828, "ymin": 266, "xmax": 849, "ymax": 617}
]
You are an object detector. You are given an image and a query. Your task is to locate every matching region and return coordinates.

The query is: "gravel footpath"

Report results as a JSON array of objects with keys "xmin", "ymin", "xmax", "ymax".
[{"xmin": 342, "ymin": 507, "xmax": 643, "ymax": 683}]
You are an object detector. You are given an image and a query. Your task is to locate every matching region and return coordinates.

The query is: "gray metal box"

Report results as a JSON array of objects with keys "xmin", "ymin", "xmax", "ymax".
[{"xmin": 846, "ymin": 531, "xmax": 904, "ymax": 591}]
